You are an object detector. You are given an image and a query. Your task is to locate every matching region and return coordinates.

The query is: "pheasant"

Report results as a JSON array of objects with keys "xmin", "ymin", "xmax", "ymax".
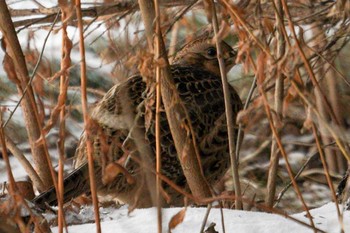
[{"xmin": 33, "ymin": 36, "xmax": 242, "ymax": 208}]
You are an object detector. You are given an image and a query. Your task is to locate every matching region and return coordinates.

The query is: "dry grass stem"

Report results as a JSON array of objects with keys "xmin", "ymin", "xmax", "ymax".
[
  {"xmin": 1, "ymin": 0, "xmax": 349, "ymax": 231},
  {"xmin": 209, "ymin": 0, "xmax": 242, "ymax": 209},
  {"xmin": 266, "ymin": 0, "xmax": 286, "ymax": 208},
  {"xmin": 0, "ymin": 1, "xmax": 53, "ymax": 190},
  {"xmin": 311, "ymin": 124, "xmax": 344, "ymax": 232},
  {"xmin": 56, "ymin": 2, "xmax": 71, "ymax": 232},
  {"xmin": 139, "ymin": 0, "xmax": 212, "ymax": 204},
  {"xmin": 75, "ymin": 0, "xmax": 101, "ymax": 232},
  {"xmin": 154, "ymin": 0, "xmax": 163, "ymax": 231},
  {"xmin": 256, "ymin": 53, "xmax": 316, "ymax": 229}
]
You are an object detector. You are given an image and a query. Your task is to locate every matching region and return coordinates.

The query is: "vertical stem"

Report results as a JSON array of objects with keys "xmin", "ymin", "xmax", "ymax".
[
  {"xmin": 210, "ymin": 0, "xmax": 242, "ymax": 209},
  {"xmin": 236, "ymin": 76, "xmax": 257, "ymax": 160},
  {"xmin": 138, "ymin": 0, "xmax": 155, "ymax": 50},
  {"xmin": 310, "ymin": 23, "xmax": 347, "ymax": 174},
  {"xmin": 0, "ymin": 0, "xmax": 52, "ymax": 190},
  {"xmin": 0, "ymin": 111, "xmax": 17, "ymax": 194},
  {"xmin": 138, "ymin": 0, "xmax": 162, "ymax": 216},
  {"xmin": 311, "ymin": 23, "xmax": 338, "ymax": 173},
  {"xmin": 75, "ymin": 1, "xmax": 101, "ymax": 232},
  {"xmin": 258, "ymin": 80, "xmax": 316, "ymax": 230},
  {"xmin": 311, "ymin": 123, "xmax": 344, "ymax": 233},
  {"xmin": 154, "ymin": 1, "xmax": 163, "ymax": 231},
  {"xmin": 139, "ymin": 0, "xmax": 212, "ymax": 204},
  {"xmin": 4, "ymin": 135, "xmax": 44, "ymax": 189},
  {"xmin": 266, "ymin": 0, "xmax": 285, "ymax": 208},
  {"xmin": 281, "ymin": 0, "xmax": 349, "ymax": 161},
  {"xmin": 168, "ymin": 22, "xmax": 179, "ymax": 63},
  {"xmin": 57, "ymin": 3, "xmax": 70, "ymax": 232}
]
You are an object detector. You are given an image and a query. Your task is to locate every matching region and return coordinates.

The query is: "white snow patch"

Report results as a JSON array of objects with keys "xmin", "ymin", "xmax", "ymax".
[{"xmin": 51, "ymin": 202, "xmax": 349, "ymax": 233}]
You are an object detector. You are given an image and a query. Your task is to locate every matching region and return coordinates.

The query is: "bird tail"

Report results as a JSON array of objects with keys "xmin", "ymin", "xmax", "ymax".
[{"xmin": 32, "ymin": 162, "xmax": 93, "ymax": 210}]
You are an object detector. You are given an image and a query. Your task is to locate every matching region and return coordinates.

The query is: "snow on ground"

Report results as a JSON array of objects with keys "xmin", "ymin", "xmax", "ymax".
[
  {"xmin": 51, "ymin": 202, "xmax": 349, "ymax": 233},
  {"xmin": 1, "ymin": 2, "xmax": 348, "ymax": 233}
]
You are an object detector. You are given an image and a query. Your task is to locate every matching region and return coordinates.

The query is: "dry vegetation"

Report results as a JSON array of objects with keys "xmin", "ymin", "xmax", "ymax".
[{"xmin": 0, "ymin": 0, "xmax": 349, "ymax": 232}]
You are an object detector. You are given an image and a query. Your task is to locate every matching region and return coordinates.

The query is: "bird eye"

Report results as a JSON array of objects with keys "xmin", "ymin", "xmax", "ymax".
[{"xmin": 207, "ymin": 47, "xmax": 217, "ymax": 57}]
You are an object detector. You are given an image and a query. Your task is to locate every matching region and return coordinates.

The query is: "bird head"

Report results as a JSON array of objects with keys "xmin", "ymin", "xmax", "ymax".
[{"xmin": 172, "ymin": 37, "xmax": 237, "ymax": 76}]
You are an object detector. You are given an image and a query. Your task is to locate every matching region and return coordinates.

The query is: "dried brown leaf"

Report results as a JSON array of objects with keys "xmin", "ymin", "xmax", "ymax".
[
  {"xmin": 262, "ymin": 17, "xmax": 274, "ymax": 34},
  {"xmin": 102, "ymin": 163, "xmax": 123, "ymax": 185},
  {"xmin": 102, "ymin": 162, "xmax": 135, "ymax": 185},
  {"xmin": 2, "ymin": 41, "xmax": 21, "ymax": 85},
  {"xmin": 14, "ymin": 181, "xmax": 35, "ymax": 200},
  {"xmin": 168, "ymin": 208, "xmax": 186, "ymax": 232},
  {"xmin": 303, "ymin": 107, "xmax": 313, "ymax": 130},
  {"xmin": 257, "ymin": 53, "xmax": 266, "ymax": 84},
  {"xmin": 216, "ymin": 20, "xmax": 230, "ymax": 40}
]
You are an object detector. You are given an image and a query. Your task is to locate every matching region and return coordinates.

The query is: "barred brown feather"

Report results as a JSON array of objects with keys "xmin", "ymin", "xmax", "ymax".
[{"xmin": 33, "ymin": 38, "xmax": 242, "ymax": 208}]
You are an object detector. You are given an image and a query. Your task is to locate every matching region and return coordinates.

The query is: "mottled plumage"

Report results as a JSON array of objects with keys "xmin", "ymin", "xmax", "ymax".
[{"xmin": 33, "ymin": 37, "xmax": 242, "ymax": 208}]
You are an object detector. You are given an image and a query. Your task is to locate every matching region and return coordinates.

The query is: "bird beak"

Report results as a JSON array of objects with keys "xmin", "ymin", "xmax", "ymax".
[{"xmin": 224, "ymin": 50, "xmax": 237, "ymax": 70}]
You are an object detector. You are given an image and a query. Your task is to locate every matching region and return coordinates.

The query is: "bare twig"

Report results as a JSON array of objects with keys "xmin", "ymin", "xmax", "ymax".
[
  {"xmin": 219, "ymin": 203, "xmax": 226, "ymax": 233},
  {"xmin": 311, "ymin": 23, "xmax": 347, "ymax": 174},
  {"xmin": 2, "ymin": 12, "xmax": 60, "ymax": 130},
  {"xmin": 236, "ymin": 75, "xmax": 257, "ymax": 160},
  {"xmin": 139, "ymin": 0, "xmax": 212, "ymax": 204},
  {"xmin": 199, "ymin": 203, "xmax": 212, "ymax": 233},
  {"xmin": 0, "ymin": 1, "xmax": 53, "ymax": 190},
  {"xmin": 56, "ymin": 1, "xmax": 72, "ymax": 232},
  {"xmin": 281, "ymin": 0, "xmax": 349, "ymax": 160},
  {"xmin": 241, "ymin": 139, "xmax": 271, "ymax": 164},
  {"xmin": 168, "ymin": 21, "xmax": 180, "ymax": 63},
  {"xmin": 4, "ymin": 135, "xmax": 44, "ymax": 189},
  {"xmin": 164, "ymin": 0, "xmax": 198, "ymax": 36},
  {"xmin": 75, "ymin": 0, "xmax": 101, "ymax": 232},
  {"xmin": 198, "ymin": 194, "xmax": 326, "ymax": 233},
  {"xmin": 219, "ymin": 0, "xmax": 273, "ymax": 58},
  {"xmin": 273, "ymin": 142, "xmax": 336, "ymax": 207},
  {"xmin": 9, "ymin": 0, "xmax": 339, "ymax": 29},
  {"xmin": 306, "ymin": 44, "xmax": 350, "ymax": 89},
  {"xmin": 209, "ymin": 0, "xmax": 242, "ymax": 209},
  {"xmin": 0, "ymin": 112, "xmax": 17, "ymax": 194},
  {"xmin": 135, "ymin": 0, "xmax": 161, "ymax": 212},
  {"xmin": 0, "ymin": 112, "xmax": 30, "ymax": 232},
  {"xmin": 12, "ymin": 3, "xmax": 134, "ymax": 29},
  {"xmin": 266, "ymin": 0, "xmax": 286, "ymax": 208},
  {"xmin": 154, "ymin": 0, "xmax": 163, "ymax": 231},
  {"xmin": 311, "ymin": 124, "xmax": 344, "ymax": 233},
  {"xmin": 291, "ymin": 80, "xmax": 350, "ymax": 162},
  {"xmin": 256, "ymin": 53, "xmax": 316, "ymax": 230}
]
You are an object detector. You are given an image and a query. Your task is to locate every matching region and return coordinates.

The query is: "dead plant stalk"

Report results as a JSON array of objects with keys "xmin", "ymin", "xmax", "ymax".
[
  {"xmin": 138, "ymin": 0, "xmax": 212, "ymax": 204},
  {"xmin": 0, "ymin": 112, "xmax": 17, "ymax": 194},
  {"xmin": 281, "ymin": 0, "xmax": 349, "ymax": 161},
  {"xmin": 57, "ymin": 2, "xmax": 71, "ymax": 232},
  {"xmin": 311, "ymin": 123, "xmax": 344, "ymax": 232},
  {"xmin": 4, "ymin": 135, "xmax": 44, "ymax": 189},
  {"xmin": 210, "ymin": 0, "xmax": 242, "ymax": 210},
  {"xmin": 266, "ymin": 0, "xmax": 286, "ymax": 208},
  {"xmin": 75, "ymin": 1, "xmax": 101, "ymax": 232},
  {"xmin": 0, "ymin": 112, "xmax": 26, "ymax": 232},
  {"xmin": 0, "ymin": 1, "xmax": 53, "ymax": 190},
  {"xmin": 256, "ymin": 53, "xmax": 316, "ymax": 230},
  {"xmin": 134, "ymin": 3, "xmax": 163, "ymax": 210},
  {"xmin": 154, "ymin": 0, "xmax": 163, "ymax": 232},
  {"xmin": 181, "ymin": 192, "xmax": 326, "ymax": 232}
]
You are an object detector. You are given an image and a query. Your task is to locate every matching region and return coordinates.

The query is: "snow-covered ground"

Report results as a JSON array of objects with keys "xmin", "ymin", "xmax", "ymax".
[
  {"xmin": 49, "ymin": 202, "xmax": 349, "ymax": 233},
  {"xmin": 1, "ymin": 2, "xmax": 348, "ymax": 233}
]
